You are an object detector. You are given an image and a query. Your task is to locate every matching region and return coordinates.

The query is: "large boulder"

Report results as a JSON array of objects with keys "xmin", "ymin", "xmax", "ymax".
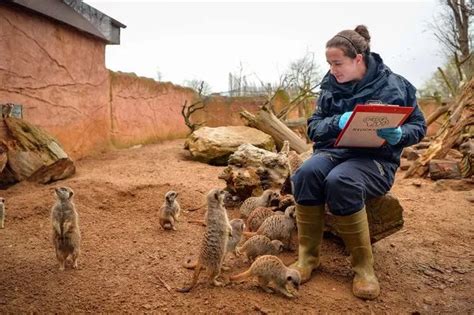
[{"xmin": 184, "ymin": 126, "xmax": 275, "ymax": 165}]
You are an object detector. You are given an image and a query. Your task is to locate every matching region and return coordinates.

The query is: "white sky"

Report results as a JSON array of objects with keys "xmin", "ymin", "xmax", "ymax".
[{"xmin": 86, "ymin": 0, "xmax": 446, "ymax": 93}]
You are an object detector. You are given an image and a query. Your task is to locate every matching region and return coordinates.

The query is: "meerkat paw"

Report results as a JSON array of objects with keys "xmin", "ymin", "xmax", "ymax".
[
  {"xmin": 59, "ymin": 264, "xmax": 65, "ymax": 271},
  {"xmin": 213, "ymin": 279, "xmax": 225, "ymax": 287},
  {"xmin": 259, "ymin": 285, "xmax": 273, "ymax": 294},
  {"xmin": 221, "ymin": 265, "xmax": 231, "ymax": 271}
]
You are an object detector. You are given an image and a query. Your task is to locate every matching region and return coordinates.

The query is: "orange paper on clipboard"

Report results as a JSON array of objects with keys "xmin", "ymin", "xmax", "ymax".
[{"xmin": 335, "ymin": 104, "xmax": 414, "ymax": 148}]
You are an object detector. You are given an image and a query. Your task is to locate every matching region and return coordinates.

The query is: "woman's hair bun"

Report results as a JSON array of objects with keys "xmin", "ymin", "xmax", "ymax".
[{"xmin": 354, "ymin": 25, "xmax": 370, "ymax": 43}]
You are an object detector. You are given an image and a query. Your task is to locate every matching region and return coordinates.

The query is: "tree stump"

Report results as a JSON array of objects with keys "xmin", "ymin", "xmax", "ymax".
[
  {"xmin": 324, "ymin": 192, "xmax": 404, "ymax": 244},
  {"xmin": 0, "ymin": 117, "xmax": 75, "ymax": 187}
]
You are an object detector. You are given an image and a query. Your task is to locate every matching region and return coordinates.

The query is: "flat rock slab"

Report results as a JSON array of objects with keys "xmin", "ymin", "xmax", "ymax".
[{"xmin": 184, "ymin": 126, "xmax": 275, "ymax": 165}]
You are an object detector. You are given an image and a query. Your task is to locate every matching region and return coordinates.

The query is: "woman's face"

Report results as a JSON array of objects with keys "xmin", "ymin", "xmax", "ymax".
[{"xmin": 325, "ymin": 47, "xmax": 365, "ymax": 83}]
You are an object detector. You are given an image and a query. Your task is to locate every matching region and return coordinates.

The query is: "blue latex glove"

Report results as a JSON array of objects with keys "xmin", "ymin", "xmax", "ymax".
[
  {"xmin": 338, "ymin": 111, "xmax": 353, "ymax": 129},
  {"xmin": 377, "ymin": 127, "xmax": 403, "ymax": 145}
]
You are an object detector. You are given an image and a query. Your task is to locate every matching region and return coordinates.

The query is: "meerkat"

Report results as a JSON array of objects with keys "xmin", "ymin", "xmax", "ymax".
[
  {"xmin": 226, "ymin": 219, "xmax": 245, "ymax": 257},
  {"xmin": 51, "ymin": 187, "xmax": 81, "ymax": 271},
  {"xmin": 276, "ymin": 194, "xmax": 295, "ymax": 212},
  {"xmin": 240, "ymin": 189, "xmax": 280, "ymax": 219},
  {"xmin": 159, "ymin": 191, "xmax": 181, "ymax": 231},
  {"xmin": 183, "ymin": 218, "xmax": 245, "ymax": 270},
  {"xmin": 244, "ymin": 206, "xmax": 296, "ymax": 250},
  {"xmin": 246, "ymin": 206, "xmax": 277, "ymax": 232},
  {"xmin": 230, "ymin": 255, "xmax": 301, "ymax": 298},
  {"xmin": 0, "ymin": 197, "xmax": 5, "ymax": 229},
  {"xmin": 177, "ymin": 188, "xmax": 233, "ymax": 293},
  {"xmin": 237, "ymin": 235, "xmax": 284, "ymax": 263}
]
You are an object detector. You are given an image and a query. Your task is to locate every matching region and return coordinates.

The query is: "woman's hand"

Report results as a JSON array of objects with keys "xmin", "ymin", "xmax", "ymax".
[
  {"xmin": 376, "ymin": 127, "xmax": 402, "ymax": 145},
  {"xmin": 338, "ymin": 111, "xmax": 353, "ymax": 129}
]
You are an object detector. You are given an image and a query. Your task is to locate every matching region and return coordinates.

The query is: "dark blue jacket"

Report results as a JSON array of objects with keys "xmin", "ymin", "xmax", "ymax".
[{"xmin": 307, "ymin": 52, "xmax": 426, "ymax": 164}]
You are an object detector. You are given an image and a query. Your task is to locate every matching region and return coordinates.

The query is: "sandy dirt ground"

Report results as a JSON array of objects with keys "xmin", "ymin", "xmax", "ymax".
[{"xmin": 0, "ymin": 139, "xmax": 472, "ymax": 313}]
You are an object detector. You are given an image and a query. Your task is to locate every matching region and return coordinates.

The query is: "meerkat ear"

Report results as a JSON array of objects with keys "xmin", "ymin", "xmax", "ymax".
[
  {"xmin": 0, "ymin": 198, "xmax": 4, "ymax": 203},
  {"xmin": 68, "ymin": 190, "xmax": 74, "ymax": 199},
  {"xmin": 214, "ymin": 191, "xmax": 219, "ymax": 200},
  {"xmin": 286, "ymin": 275, "xmax": 293, "ymax": 281}
]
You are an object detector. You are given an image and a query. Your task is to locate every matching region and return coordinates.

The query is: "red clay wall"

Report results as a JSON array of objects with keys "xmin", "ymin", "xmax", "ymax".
[
  {"xmin": 0, "ymin": 5, "xmax": 111, "ymax": 159},
  {"xmin": 109, "ymin": 72, "xmax": 195, "ymax": 147}
]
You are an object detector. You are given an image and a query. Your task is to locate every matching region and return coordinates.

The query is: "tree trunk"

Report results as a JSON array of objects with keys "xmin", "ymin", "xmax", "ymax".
[
  {"xmin": 0, "ymin": 117, "xmax": 75, "ymax": 187},
  {"xmin": 240, "ymin": 105, "xmax": 310, "ymax": 154}
]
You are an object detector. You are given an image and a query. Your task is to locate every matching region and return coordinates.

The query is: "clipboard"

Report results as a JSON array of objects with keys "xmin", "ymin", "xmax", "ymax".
[{"xmin": 334, "ymin": 104, "xmax": 414, "ymax": 148}]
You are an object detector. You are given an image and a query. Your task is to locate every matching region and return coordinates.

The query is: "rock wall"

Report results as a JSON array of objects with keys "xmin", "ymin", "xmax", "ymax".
[
  {"xmin": 0, "ymin": 5, "xmax": 111, "ymax": 159},
  {"xmin": 109, "ymin": 72, "xmax": 195, "ymax": 148}
]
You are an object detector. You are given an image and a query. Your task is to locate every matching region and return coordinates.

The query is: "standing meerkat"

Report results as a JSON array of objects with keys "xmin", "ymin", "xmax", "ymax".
[
  {"xmin": 0, "ymin": 197, "xmax": 5, "ymax": 229},
  {"xmin": 244, "ymin": 206, "xmax": 296, "ymax": 250},
  {"xmin": 177, "ymin": 188, "xmax": 232, "ymax": 293},
  {"xmin": 237, "ymin": 235, "xmax": 284, "ymax": 263},
  {"xmin": 230, "ymin": 255, "xmax": 301, "ymax": 298},
  {"xmin": 240, "ymin": 190, "xmax": 280, "ymax": 219},
  {"xmin": 159, "ymin": 191, "xmax": 181, "ymax": 231},
  {"xmin": 183, "ymin": 218, "xmax": 245, "ymax": 270},
  {"xmin": 51, "ymin": 187, "xmax": 81, "ymax": 271}
]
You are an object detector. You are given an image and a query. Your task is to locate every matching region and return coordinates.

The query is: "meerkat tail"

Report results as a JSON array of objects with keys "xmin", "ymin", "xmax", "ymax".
[
  {"xmin": 182, "ymin": 257, "xmax": 198, "ymax": 269},
  {"xmin": 230, "ymin": 268, "xmax": 253, "ymax": 282},
  {"xmin": 187, "ymin": 219, "xmax": 206, "ymax": 226},
  {"xmin": 176, "ymin": 263, "xmax": 203, "ymax": 293}
]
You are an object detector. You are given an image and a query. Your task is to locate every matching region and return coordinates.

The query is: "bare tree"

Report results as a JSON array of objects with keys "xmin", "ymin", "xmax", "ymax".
[
  {"xmin": 432, "ymin": 0, "xmax": 473, "ymax": 88},
  {"xmin": 182, "ymin": 79, "xmax": 212, "ymax": 95},
  {"xmin": 181, "ymin": 82, "xmax": 207, "ymax": 133},
  {"xmin": 274, "ymin": 52, "xmax": 322, "ymax": 120}
]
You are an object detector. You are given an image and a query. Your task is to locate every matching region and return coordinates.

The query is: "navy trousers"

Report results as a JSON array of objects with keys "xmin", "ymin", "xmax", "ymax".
[{"xmin": 291, "ymin": 150, "xmax": 398, "ymax": 216}]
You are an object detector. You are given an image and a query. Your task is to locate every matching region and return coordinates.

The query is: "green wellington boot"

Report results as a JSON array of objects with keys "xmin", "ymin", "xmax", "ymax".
[
  {"xmin": 290, "ymin": 204, "xmax": 325, "ymax": 283},
  {"xmin": 335, "ymin": 207, "xmax": 380, "ymax": 300}
]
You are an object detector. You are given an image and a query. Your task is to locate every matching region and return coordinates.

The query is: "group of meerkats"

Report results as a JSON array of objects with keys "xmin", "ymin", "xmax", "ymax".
[
  {"xmin": 159, "ymin": 186, "xmax": 301, "ymax": 298},
  {"xmin": 0, "ymin": 184, "xmax": 300, "ymax": 298}
]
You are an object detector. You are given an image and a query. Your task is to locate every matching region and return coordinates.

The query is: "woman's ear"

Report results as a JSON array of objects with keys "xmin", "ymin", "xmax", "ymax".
[{"xmin": 355, "ymin": 53, "xmax": 364, "ymax": 64}]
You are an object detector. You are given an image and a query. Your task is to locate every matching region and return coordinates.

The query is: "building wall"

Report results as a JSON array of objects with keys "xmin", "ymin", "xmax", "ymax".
[{"xmin": 0, "ymin": 4, "xmax": 111, "ymax": 159}]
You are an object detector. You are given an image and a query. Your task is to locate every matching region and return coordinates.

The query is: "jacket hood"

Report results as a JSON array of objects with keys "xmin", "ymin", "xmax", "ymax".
[{"xmin": 320, "ymin": 52, "xmax": 391, "ymax": 99}]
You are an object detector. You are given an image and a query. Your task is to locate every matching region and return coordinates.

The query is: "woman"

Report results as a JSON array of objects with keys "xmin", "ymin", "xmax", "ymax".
[{"xmin": 290, "ymin": 25, "xmax": 426, "ymax": 300}]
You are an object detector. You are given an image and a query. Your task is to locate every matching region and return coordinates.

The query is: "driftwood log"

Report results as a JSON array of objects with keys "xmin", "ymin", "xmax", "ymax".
[
  {"xmin": 405, "ymin": 79, "xmax": 474, "ymax": 178},
  {"xmin": 240, "ymin": 104, "xmax": 310, "ymax": 154},
  {"xmin": 0, "ymin": 117, "xmax": 75, "ymax": 187}
]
